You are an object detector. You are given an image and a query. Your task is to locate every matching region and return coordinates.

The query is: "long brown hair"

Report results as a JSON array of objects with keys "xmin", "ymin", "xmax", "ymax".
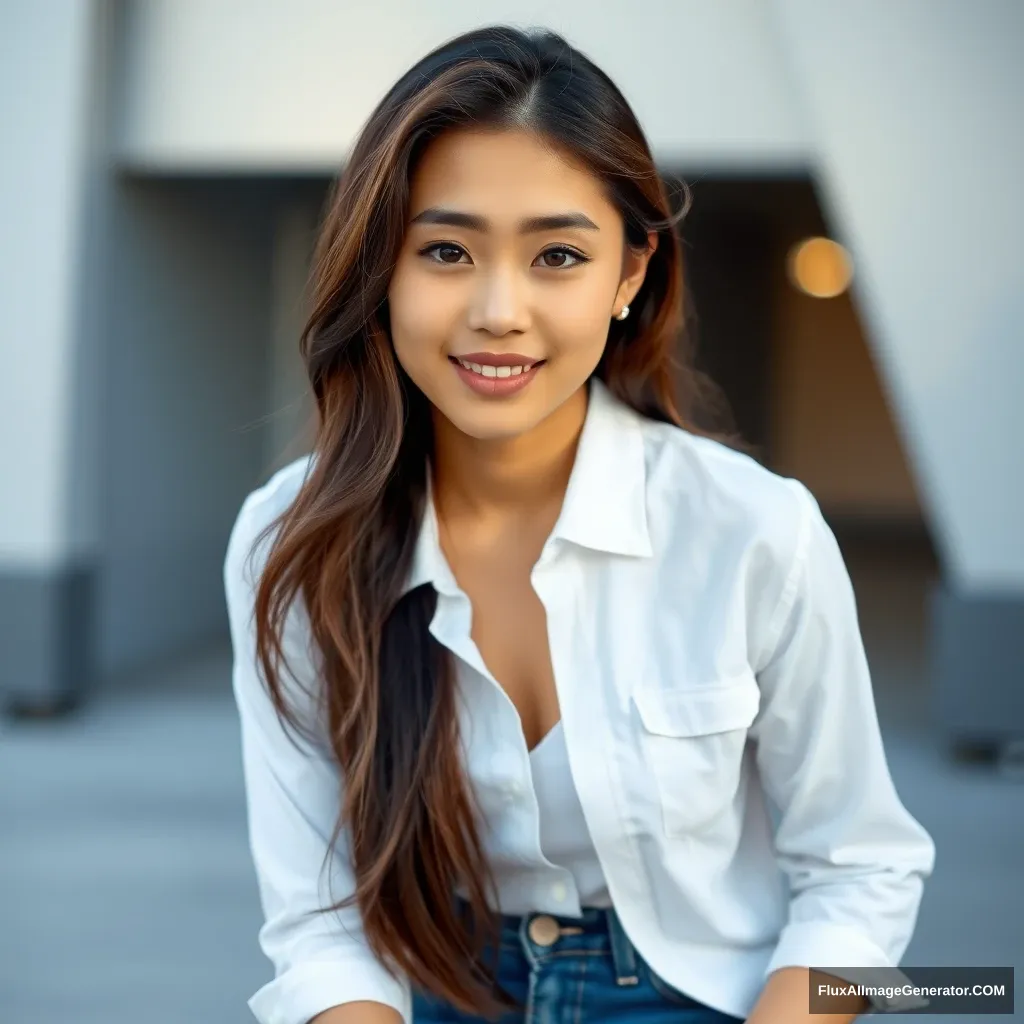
[{"xmin": 249, "ymin": 24, "xmax": 739, "ymax": 1020}]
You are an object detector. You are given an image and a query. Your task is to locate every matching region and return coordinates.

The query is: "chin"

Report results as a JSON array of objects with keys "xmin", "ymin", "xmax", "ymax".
[{"xmin": 443, "ymin": 402, "xmax": 543, "ymax": 442}]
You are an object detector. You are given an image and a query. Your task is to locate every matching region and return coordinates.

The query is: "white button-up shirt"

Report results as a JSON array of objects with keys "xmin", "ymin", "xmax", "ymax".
[{"xmin": 225, "ymin": 378, "xmax": 935, "ymax": 1024}]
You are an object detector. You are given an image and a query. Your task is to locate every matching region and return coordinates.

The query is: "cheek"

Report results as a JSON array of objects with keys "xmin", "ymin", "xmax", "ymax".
[
  {"xmin": 387, "ymin": 263, "xmax": 450, "ymax": 366},
  {"xmin": 557, "ymin": 302, "xmax": 613, "ymax": 344},
  {"xmin": 543, "ymin": 275, "xmax": 618, "ymax": 356}
]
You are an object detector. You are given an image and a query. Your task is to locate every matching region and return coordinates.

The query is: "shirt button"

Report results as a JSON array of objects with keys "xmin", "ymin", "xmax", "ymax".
[{"xmin": 551, "ymin": 881, "xmax": 568, "ymax": 902}]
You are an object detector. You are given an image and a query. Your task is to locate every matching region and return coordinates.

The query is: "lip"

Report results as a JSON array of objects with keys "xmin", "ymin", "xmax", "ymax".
[
  {"xmin": 450, "ymin": 351, "xmax": 543, "ymax": 367},
  {"xmin": 449, "ymin": 355, "xmax": 544, "ymax": 398}
]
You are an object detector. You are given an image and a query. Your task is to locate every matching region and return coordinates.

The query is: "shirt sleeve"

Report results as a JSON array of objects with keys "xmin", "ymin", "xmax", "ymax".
[
  {"xmin": 224, "ymin": 495, "xmax": 412, "ymax": 1024},
  {"xmin": 750, "ymin": 480, "xmax": 936, "ymax": 1013}
]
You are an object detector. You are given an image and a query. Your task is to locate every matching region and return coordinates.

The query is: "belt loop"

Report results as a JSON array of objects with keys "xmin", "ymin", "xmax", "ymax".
[{"xmin": 605, "ymin": 906, "xmax": 639, "ymax": 986}]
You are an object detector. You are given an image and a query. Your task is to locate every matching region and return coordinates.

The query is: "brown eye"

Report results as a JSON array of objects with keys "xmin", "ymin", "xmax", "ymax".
[
  {"xmin": 420, "ymin": 243, "xmax": 470, "ymax": 264},
  {"xmin": 536, "ymin": 247, "xmax": 589, "ymax": 269}
]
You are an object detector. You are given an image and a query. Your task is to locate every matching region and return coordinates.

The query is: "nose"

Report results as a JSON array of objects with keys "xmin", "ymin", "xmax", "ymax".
[{"xmin": 466, "ymin": 265, "xmax": 531, "ymax": 337}]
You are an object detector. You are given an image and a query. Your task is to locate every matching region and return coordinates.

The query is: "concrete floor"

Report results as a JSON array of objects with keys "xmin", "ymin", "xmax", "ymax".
[{"xmin": 1, "ymin": 536, "xmax": 1021, "ymax": 1023}]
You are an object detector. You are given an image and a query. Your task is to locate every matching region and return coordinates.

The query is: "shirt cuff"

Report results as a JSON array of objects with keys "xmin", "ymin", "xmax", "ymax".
[
  {"xmin": 765, "ymin": 921, "xmax": 929, "ymax": 1014},
  {"xmin": 248, "ymin": 957, "xmax": 412, "ymax": 1024}
]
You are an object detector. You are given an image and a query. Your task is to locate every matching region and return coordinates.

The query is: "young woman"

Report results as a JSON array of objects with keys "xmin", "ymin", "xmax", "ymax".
[{"xmin": 224, "ymin": 25, "xmax": 935, "ymax": 1024}]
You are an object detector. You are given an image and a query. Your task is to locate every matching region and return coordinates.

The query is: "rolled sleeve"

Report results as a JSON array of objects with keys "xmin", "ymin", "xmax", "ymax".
[
  {"xmin": 249, "ymin": 960, "xmax": 412, "ymax": 1024},
  {"xmin": 751, "ymin": 481, "xmax": 935, "ymax": 1010},
  {"xmin": 225, "ymin": 497, "xmax": 412, "ymax": 1024}
]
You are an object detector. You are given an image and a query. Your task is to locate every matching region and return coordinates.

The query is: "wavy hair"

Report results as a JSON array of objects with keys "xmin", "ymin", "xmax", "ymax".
[{"xmin": 249, "ymin": 24, "xmax": 739, "ymax": 1020}]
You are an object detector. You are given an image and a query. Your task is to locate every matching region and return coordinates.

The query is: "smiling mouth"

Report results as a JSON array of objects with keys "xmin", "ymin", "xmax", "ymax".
[{"xmin": 448, "ymin": 356, "xmax": 546, "ymax": 379}]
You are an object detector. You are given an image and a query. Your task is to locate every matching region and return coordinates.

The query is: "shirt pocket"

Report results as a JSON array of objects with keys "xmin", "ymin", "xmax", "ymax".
[{"xmin": 631, "ymin": 672, "xmax": 760, "ymax": 838}]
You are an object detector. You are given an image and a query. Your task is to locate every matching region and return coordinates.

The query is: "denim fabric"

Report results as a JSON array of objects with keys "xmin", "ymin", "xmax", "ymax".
[{"xmin": 412, "ymin": 901, "xmax": 745, "ymax": 1023}]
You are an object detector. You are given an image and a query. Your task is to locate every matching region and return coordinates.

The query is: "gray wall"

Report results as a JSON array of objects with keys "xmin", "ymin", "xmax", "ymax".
[{"xmin": 97, "ymin": 178, "xmax": 281, "ymax": 682}]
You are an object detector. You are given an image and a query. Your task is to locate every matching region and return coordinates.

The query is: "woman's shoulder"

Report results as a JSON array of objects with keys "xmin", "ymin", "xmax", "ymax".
[
  {"xmin": 223, "ymin": 453, "xmax": 329, "ymax": 750},
  {"xmin": 224, "ymin": 454, "xmax": 315, "ymax": 594},
  {"xmin": 235, "ymin": 454, "xmax": 315, "ymax": 530},
  {"xmin": 637, "ymin": 416, "xmax": 819, "ymax": 570}
]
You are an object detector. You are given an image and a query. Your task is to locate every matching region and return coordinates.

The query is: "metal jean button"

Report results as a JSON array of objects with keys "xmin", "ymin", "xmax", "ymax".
[{"xmin": 528, "ymin": 914, "xmax": 561, "ymax": 946}]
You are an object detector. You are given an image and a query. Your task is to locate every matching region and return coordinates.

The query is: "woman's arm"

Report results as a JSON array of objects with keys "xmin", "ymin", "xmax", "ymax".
[
  {"xmin": 310, "ymin": 1001, "xmax": 405, "ymax": 1024},
  {"xmin": 747, "ymin": 967, "xmax": 869, "ymax": 1023},
  {"xmin": 745, "ymin": 481, "xmax": 936, "ymax": 1019},
  {"xmin": 225, "ymin": 496, "xmax": 411, "ymax": 1024}
]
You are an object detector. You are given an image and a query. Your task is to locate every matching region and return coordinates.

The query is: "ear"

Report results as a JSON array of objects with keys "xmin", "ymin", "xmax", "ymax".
[{"xmin": 612, "ymin": 230, "xmax": 659, "ymax": 316}]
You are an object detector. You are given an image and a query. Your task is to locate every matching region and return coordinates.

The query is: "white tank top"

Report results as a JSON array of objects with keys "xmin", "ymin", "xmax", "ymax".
[{"xmin": 528, "ymin": 720, "xmax": 612, "ymax": 908}]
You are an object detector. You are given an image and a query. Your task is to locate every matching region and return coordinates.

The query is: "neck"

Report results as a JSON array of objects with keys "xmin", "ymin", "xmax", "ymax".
[{"xmin": 430, "ymin": 384, "xmax": 588, "ymax": 529}]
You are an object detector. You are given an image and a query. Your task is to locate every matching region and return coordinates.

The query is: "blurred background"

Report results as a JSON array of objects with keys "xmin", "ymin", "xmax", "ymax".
[{"xmin": 0, "ymin": 1, "xmax": 1021, "ymax": 1022}]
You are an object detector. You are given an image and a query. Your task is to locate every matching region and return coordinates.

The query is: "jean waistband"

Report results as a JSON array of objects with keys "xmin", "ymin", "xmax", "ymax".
[{"xmin": 455, "ymin": 896, "xmax": 641, "ymax": 986}]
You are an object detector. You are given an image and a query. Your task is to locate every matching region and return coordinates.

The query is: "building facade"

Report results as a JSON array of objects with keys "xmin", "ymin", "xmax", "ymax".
[{"xmin": 1, "ymin": 0, "xmax": 1021, "ymax": 750}]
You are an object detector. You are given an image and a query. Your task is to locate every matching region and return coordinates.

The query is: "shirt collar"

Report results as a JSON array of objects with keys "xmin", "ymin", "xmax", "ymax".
[{"xmin": 403, "ymin": 376, "xmax": 652, "ymax": 597}]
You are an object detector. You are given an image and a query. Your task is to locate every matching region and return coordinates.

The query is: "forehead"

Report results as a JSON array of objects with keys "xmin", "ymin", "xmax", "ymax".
[{"xmin": 407, "ymin": 128, "xmax": 614, "ymax": 221}]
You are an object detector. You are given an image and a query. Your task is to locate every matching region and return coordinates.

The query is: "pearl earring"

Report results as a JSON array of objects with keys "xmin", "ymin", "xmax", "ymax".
[{"xmin": 616, "ymin": 304, "xmax": 630, "ymax": 321}]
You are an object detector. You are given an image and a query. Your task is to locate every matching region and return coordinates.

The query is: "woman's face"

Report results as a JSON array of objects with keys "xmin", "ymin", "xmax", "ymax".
[{"xmin": 388, "ymin": 128, "xmax": 655, "ymax": 442}]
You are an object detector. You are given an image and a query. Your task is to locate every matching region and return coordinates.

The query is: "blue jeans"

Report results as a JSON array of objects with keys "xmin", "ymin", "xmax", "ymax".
[{"xmin": 412, "ymin": 900, "xmax": 744, "ymax": 1023}]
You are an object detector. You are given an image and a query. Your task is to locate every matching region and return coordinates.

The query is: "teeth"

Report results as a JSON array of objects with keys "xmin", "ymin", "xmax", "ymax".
[{"xmin": 458, "ymin": 359, "xmax": 529, "ymax": 377}]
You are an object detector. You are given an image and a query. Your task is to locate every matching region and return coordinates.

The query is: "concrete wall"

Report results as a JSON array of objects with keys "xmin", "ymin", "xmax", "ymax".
[
  {"xmin": 114, "ymin": 0, "xmax": 809, "ymax": 173},
  {"xmin": 770, "ymin": 0, "xmax": 1024, "ymax": 591},
  {"xmin": 111, "ymin": 0, "xmax": 1024, "ymax": 595},
  {"xmin": 771, "ymin": 260, "xmax": 922, "ymax": 520},
  {"xmin": 98, "ymin": 179, "xmax": 279, "ymax": 680},
  {"xmin": 265, "ymin": 201, "xmax": 318, "ymax": 477},
  {"xmin": 0, "ymin": 1, "xmax": 114, "ymax": 708},
  {"xmin": 0, "ymin": 0, "xmax": 100, "ymax": 569}
]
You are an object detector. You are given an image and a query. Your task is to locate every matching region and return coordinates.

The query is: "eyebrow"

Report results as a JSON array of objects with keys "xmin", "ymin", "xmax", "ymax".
[{"xmin": 409, "ymin": 207, "xmax": 600, "ymax": 233}]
